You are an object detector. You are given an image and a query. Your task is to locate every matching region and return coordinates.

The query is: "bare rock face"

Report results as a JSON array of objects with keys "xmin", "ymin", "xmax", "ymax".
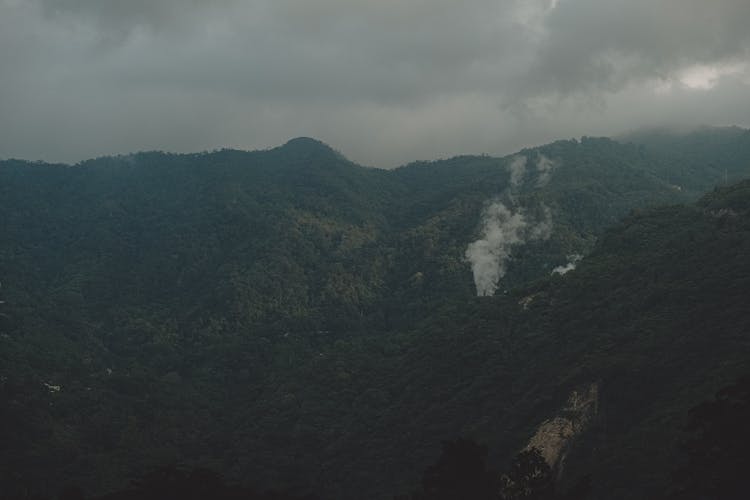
[
  {"xmin": 517, "ymin": 293, "xmax": 538, "ymax": 310},
  {"xmin": 525, "ymin": 383, "xmax": 599, "ymax": 471}
]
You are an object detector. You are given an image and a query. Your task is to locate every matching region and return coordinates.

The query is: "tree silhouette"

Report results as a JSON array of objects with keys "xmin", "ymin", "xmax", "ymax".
[
  {"xmin": 671, "ymin": 375, "xmax": 750, "ymax": 499},
  {"xmin": 499, "ymin": 448, "xmax": 554, "ymax": 500},
  {"xmin": 57, "ymin": 485, "xmax": 85, "ymax": 500},
  {"xmin": 414, "ymin": 438, "xmax": 497, "ymax": 500},
  {"xmin": 89, "ymin": 465, "xmax": 320, "ymax": 500}
]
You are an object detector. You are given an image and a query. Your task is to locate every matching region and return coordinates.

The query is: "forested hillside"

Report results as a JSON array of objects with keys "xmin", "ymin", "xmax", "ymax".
[
  {"xmin": 620, "ymin": 126, "xmax": 750, "ymax": 193},
  {"xmin": 1, "ymin": 128, "xmax": 749, "ymax": 499}
]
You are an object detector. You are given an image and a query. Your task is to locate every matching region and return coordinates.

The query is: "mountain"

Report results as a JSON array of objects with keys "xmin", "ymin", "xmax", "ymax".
[
  {"xmin": 388, "ymin": 180, "xmax": 750, "ymax": 498},
  {"xmin": 1, "ymin": 128, "xmax": 749, "ymax": 499},
  {"xmin": 619, "ymin": 125, "xmax": 750, "ymax": 193}
]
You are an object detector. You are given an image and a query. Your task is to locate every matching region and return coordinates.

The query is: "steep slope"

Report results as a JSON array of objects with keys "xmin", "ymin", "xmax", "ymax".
[
  {"xmin": 0, "ymin": 134, "xmax": 748, "ymax": 498},
  {"xmin": 384, "ymin": 180, "xmax": 750, "ymax": 498}
]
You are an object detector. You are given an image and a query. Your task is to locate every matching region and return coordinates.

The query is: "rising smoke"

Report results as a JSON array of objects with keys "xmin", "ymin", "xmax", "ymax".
[
  {"xmin": 507, "ymin": 155, "xmax": 528, "ymax": 188},
  {"xmin": 465, "ymin": 153, "xmax": 559, "ymax": 297},
  {"xmin": 507, "ymin": 154, "xmax": 557, "ymax": 189},
  {"xmin": 535, "ymin": 154, "xmax": 556, "ymax": 187},
  {"xmin": 465, "ymin": 201, "xmax": 553, "ymax": 297},
  {"xmin": 551, "ymin": 254, "xmax": 582, "ymax": 275}
]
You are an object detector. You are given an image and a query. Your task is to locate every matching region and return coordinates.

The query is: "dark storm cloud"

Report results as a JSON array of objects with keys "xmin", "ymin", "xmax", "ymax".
[{"xmin": 1, "ymin": 0, "xmax": 748, "ymax": 166}]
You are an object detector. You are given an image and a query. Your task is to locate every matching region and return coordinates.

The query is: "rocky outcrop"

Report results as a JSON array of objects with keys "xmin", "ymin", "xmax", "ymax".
[{"xmin": 524, "ymin": 383, "xmax": 599, "ymax": 472}]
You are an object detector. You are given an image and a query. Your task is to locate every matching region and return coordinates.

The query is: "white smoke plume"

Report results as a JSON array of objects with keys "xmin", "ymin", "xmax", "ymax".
[
  {"xmin": 551, "ymin": 254, "xmax": 583, "ymax": 275},
  {"xmin": 507, "ymin": 155, "xmax": 527, "ymax": 188},
  {"xmin": 465, "ymin": 201, "xmax": 552, "ymax": 297},
  {"xmin": 529, "ymin": 203, "xmax": 553, "ymax": 240},
  {"xmin": 535, "ymin": 154, "xmax": 557, "ymax": 187}
]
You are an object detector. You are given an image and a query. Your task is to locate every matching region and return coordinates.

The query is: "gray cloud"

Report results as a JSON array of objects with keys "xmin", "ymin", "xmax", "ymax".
[
  {"xmin": 514, "ymin": 0, "xmax": 750, "ymax": 100},
  {"xmin": 1, "ymin": 0, "xmax": 749, "ymax": 166}
]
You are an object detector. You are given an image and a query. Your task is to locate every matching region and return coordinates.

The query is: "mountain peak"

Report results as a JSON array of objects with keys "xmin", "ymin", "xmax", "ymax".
[{"xmin": 281, "ymin": 137, "xmax": 337, "ymax": 156}]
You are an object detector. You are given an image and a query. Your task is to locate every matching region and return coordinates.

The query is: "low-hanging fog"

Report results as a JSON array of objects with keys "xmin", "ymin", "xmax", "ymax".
[{"xmin": 1, "ymin": 0, "xmax": 749, "ymax": 166}]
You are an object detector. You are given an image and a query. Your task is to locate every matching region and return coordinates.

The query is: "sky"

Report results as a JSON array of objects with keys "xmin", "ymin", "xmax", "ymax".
[{"xmin": 1, "ymin": 0, "xmax": 749, "ymax": 167}]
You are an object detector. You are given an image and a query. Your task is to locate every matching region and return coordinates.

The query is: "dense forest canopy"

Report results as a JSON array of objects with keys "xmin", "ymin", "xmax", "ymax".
[{"xmin": 1, "ymin": 127, "xmax": 750, "ymax": 499}]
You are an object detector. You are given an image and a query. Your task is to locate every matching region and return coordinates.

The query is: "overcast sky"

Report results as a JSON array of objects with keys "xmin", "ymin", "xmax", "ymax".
[{"xmin": 1, "ymin": 0, "xmax": 749, "ymax": 167}]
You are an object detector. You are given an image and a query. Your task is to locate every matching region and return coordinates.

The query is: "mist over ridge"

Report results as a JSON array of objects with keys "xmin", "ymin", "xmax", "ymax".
[
  {"xmin": 2, "ymin": 1, "xmax": 750, "ymax": 167},
  {"xmin": 3, "ymin": 0, "xmax": 750, "ymax": 497}
]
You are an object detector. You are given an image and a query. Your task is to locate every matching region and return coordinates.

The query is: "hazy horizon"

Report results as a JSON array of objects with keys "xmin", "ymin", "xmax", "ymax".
[
  {"xmin": 2, "ymin": 0, "xmax": 749, "ymax": 167},
  {"xmin": 3, "ymin": 124, "xmax": 748, "ymax": 170}
]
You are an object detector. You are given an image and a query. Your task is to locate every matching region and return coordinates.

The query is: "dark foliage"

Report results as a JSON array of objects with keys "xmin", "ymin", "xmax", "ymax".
[
  {"xmin": 415, "ymin": 438, "xmax": 497, "ymax": 500},
  {"xmin": 1, "ymin": 130, "xmax": 749, "ymax": 499},
  {"xmin": 399, "ymin": 440, "xmax": 587, "ymax": 500},
  {"xmin": 3, "ymin": 466, "xmax": 320, "ymax": 500},
  {"xmin": 670, "ymin": 376, "xmax": 750, "ymax": 499},
  {"xmin": 499, "ymin": 449, "xmax": 554, "ymax": 500}
]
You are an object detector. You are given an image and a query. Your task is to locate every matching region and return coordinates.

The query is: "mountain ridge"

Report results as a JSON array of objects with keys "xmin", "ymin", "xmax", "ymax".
[{"xmin": 1, "ymin": 127, "xmax": 750, "ymax": 499}]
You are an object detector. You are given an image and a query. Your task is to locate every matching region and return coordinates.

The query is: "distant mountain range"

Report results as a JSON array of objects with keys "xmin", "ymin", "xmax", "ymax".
[{"xmin": 1, "ymin": 126, "xmax": 749, "ymax": 499}]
